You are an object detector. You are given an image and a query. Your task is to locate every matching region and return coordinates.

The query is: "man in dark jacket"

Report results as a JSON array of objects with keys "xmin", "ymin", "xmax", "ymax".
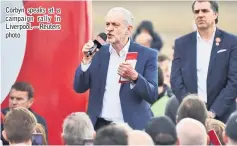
[
  {"xmin": 1, "ymin": 82, "xmax": 48, "ymax": 145},
  {"xmin": 171, "ymin": 0, "xmax": 237, "ymax": 122}
]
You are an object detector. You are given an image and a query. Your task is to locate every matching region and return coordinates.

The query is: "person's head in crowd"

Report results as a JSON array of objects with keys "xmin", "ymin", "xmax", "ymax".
[
  {"xmin": 145, "ymin": 116, "xmax": 178, "ymax": 145},
  {"xmin": 159, "ymin": 63, "xmax": 174, "ymax": 96},
  {"xmin": 135, "ymin": 20, "xmax": 155, "ymax": 36},
  {"xmin": 206, "ymin": 118, "xmax": 225, "ymax": 145},
  {"xmin": 128, "ymin": 130, "xmax": 154, "ymax": 146},
  {"xmin": 223, "ymin": 111, "xmax": 237, "ymax": 145},
  {"xmin": 106, "ymin": 7, "xmax": 133, "ymax": 47},
  {"xmin": 94, "ymin": 124, "xmax": 128, "ymax": 145},
  {"xmin": 62, "ymin": 112, "xmax": 95, "ymax": 145},
  {"xmin": 158, "ymin": 67, "xmax": 164, "ymax": 91},
  {"xmin": 165, "ymin": 96, "xmax": 180, "ymax": 124},
  {"xmin": 133, "ymin": 21, "xmax": 153, "ymax": 48},
  {"xmin": 34, "ymin": 123, "xmax": 47, "ymax": 145},
  {"xmin": 192, "ymin": 0, "xmax": 219, "ymax": 30},
  {"xmin": 2, "ymin": 107, "xmax": 37, "ymax": 145},
  {"xmin": 133, "ymin": 20, "xmax": 163, "ymax": 50},
  {"xmin": 176, "ymin": 118, "xmax": 208, "ymax": 145},
  {"xmin": 158, "ymin": 54, "xmax": 171, "ymax": 86},
  {"xmin": 158, "ymin": 64, "xmax": 174, "ymax": 98},
  {"xmin": 9, "ymin": 82, "xmax": 34, "ymax": 110},
  {"xmin": 177, "ymin": 94, "xmax": 208, "ymax": 125},
  {"xmin": 158, "ymin": 54, "xmax": 170, "ymax": 73}
]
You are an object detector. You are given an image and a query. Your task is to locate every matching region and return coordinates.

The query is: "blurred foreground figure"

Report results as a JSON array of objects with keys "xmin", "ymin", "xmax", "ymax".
[
  {"xmin": 133, "ymin": 20, "xmax": 163, "ymax": 51},
  {"xmin": 176, "ymin": 118, "xmax": 207, "ymax": 145},
  {"xmin": 2, "ymin": 107, "xmax": 37, "ymax": 146},
  {"xmin": 224, "ymin": 111, "xmax": 237, "ymax": 145}
]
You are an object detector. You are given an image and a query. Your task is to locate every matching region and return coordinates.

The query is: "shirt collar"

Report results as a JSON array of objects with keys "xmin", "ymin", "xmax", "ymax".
[
  {"xmin": 197, "ymin": 27, "xmax": 216, "ymax": 44},
  {"xmin": 109, "ymin": 38, "xmax": 130, "ymax": 57}
]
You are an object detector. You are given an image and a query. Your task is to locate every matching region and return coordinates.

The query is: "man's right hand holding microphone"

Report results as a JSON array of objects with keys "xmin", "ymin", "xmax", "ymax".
[
  {"xmin": 81, "ymin": 40, "xmax": 99, "ymax": 65},
  {"xmin": 81, "ymin": 32, "xmax": 107, "ymax": 65}
]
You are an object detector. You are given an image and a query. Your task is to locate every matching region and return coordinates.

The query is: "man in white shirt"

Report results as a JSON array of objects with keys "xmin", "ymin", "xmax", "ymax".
[
  {"xmin": 73, "ymin": 7, "xmax": 158, "ymax": 130},
  {"xmin": 171, "ymin": 0, "xmax": 237, "ymax": 122}
]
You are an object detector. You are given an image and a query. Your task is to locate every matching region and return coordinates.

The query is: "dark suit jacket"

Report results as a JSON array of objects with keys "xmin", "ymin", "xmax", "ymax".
[
  {"xmin": 171, "ymin": 28, "xmax": 237, "ymax": 122},
  {"xmin": 73, "ymin": 41, "xmax": 158, "ymax": 130}
]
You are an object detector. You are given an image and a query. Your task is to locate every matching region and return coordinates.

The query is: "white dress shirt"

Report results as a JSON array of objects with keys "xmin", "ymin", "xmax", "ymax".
[
  {"xmin": 81, "ymin": 39, "xmax": 131, "ymax": 123},
  {"xmin": 196, "ymin": 28, "xmax": 216, "ymax": 103}
]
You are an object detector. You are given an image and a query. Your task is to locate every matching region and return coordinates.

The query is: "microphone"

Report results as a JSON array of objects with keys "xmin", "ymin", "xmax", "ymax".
[{"xmin": 87, "ymin": 33, "xmax": 107, "ymax": 57}]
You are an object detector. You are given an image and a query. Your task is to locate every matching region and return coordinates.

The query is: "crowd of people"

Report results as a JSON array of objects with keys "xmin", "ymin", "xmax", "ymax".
[
  {"xmin": 1, "ymin": 0, "xmax": 237, "ymax": 145},
  {"xmin": 1, "ymin": 92, "xmax": 237, "ymax": 145}
]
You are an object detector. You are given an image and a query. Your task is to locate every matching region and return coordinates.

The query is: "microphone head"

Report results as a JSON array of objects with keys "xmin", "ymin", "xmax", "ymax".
[
  {"xmin": 98, "ymin": 32, "xmax": 107, "ymax": 41},
  {"xmin": 87, "ymin": 33, "xmax": 107, "ymax": 57},
  {"xmin": 94, "ymin": 32, "xmax": 107, "ymax": 49}
]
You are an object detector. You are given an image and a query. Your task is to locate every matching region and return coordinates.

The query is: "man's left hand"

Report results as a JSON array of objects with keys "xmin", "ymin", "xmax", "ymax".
[{"xmin": 118, "ymin": 61, "xmax": 138, "ymax": 81}]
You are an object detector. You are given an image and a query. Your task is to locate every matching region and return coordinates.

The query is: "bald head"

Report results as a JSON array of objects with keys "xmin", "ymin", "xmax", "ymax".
[
  {"xmin": 128, "ymin": 130, "xmax": 154, "ymax": 145},
  {"xmin": 176, "ymin": 118, "xmax": 207, "ymax": 145}
]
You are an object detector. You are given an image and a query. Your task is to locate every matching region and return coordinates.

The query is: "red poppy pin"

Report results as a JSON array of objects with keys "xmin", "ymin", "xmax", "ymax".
[{"xmin": 215, "ymin": 37, "xmax": 221, "ymax": 46}]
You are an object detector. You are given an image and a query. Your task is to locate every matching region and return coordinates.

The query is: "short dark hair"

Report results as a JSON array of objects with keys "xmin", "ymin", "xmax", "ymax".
[
  {"xmin": 94, "ymin": 125, "xmax": 128, "ymax": 145},
  {"xmin": 158, "ymin": 67, "xmax": 164, "ymax": 87},
  {"xmin": 226, "ymin": 111, "xmax": 237, "ymax": 141},
  {"xmin": 145, "ymin": 116, "xmax": 177, "ymax": 145},
  {"xmin": 11, "ymin": 82, "xmax": 34, "ymax": 99},
  {"xmin": 158, "ymin": 54, "xmax": 169, "ymax": 63},
  {"xmin": 177, "ymin": 94, "xmax": 208, "ymax": 125},
  {"xmin": 3, "ymin": 107, "xmax": 37, "ymax": 144},
  {"xmin": 192, "ymin": 0, "xmax": 219, "ymax": 24}
]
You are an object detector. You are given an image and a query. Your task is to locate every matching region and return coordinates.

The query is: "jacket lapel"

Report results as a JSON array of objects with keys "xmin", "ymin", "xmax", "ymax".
[
  {"xmin": 99, "ymin": 45, "xmax": 111, "ymax": 95},
  {"xmin": 189, "ymin": 32, "xmax": 198, "ymax": 92},
  {"xmin": 207, "ymin": 28, "xmax": 223, "ymax": 77}
]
